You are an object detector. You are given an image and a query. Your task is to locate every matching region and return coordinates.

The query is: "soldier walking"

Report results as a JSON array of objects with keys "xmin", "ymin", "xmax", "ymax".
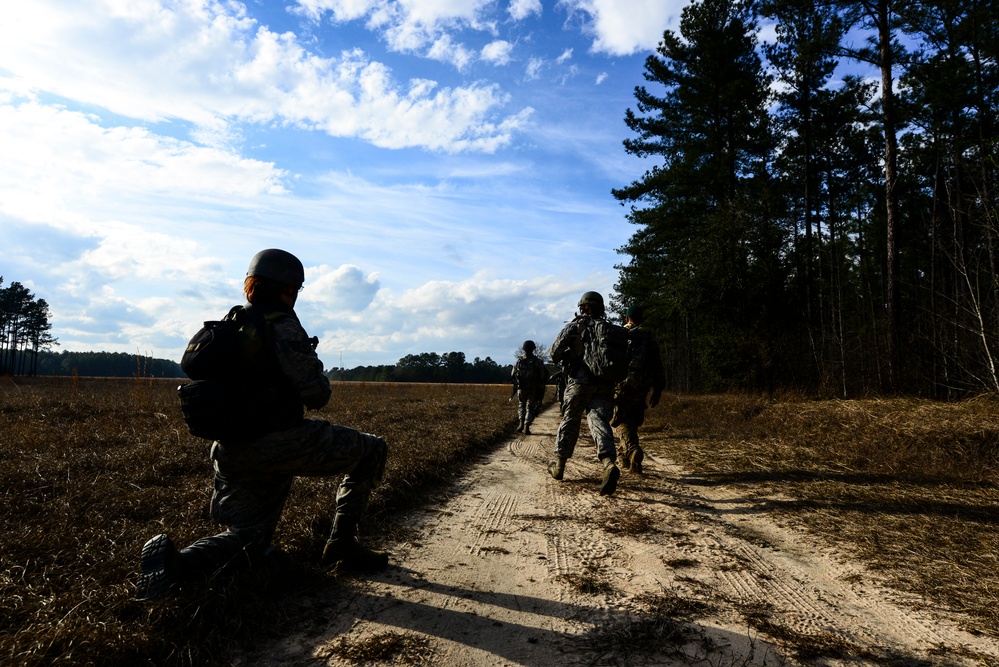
[
  {"xmin": 612, "ymin": 304, "xmax": 666, "ymax": 474},
  {"xmin": 511, "ymin": 340, "xmax": 549, "ymax": 435},
  {"xmin": 548, "ymin": 291, "xmax": 621, "ymax": 496}
]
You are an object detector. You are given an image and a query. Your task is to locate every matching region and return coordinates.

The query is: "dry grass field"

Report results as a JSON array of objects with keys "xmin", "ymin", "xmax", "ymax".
[
  {"xmin": 0, "ymin": 377, "xmax": 516, "ymax": 667},
  {"xmin": 2, "ymin": 379, "xmax": 998, "ymax": 666}
]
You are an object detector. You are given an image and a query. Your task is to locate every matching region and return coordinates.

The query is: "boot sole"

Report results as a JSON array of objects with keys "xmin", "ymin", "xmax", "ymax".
[
  {"xmin": 136, "ymin": 534, "xmax": 177, "ymax": 601},
  {"xmin": 600, "ymin": 465, "xmax": 620, "ymax": 496}
]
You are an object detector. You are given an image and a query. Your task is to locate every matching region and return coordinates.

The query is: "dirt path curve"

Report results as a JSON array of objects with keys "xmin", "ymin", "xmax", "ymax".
[{"xmin": 241, "ymin": 405, "xmax": 999, "ymax": 666}]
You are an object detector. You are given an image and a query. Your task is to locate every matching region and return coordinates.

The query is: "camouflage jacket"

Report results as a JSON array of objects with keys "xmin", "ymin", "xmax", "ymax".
[
  {"xmin": 621, "ymin": 323, "xmax": 666, "ymax": 395},
  {"xmin": 512, "ymin": 354, "xmax": 549, "ymax": 395},
  {"xmin": 237, "ymin": 303, "xmax": 332, "ymax": 425}
]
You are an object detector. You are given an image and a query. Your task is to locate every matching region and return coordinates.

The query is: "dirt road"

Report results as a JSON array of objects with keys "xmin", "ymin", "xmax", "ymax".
[{"xmin": 238, "ymin": 405, "xmax": 999, "ymax": 666}]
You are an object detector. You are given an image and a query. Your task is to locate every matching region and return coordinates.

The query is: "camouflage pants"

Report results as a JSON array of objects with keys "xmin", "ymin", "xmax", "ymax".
[
  {"xmin": 178, "ymin": 418, "xmax": 387, "ymax": 576},
  {"xmin": 613, "ymin": 389, "xmax": 648, "ymax": 460},
  {"xmin": 554, "ymin": 380, "xmax": 615, "ymax": 462},
  {"xmin": 517, "ymin": 389, "xmax": 542, "ymax": 426}
]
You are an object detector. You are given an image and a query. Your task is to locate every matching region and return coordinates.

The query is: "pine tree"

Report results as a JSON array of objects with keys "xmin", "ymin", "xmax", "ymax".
[{"xmin": 612, "ymin": 0, "xmax": 779, "ymax": 390}]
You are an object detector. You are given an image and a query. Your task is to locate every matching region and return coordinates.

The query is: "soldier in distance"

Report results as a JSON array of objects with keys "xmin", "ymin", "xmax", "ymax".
[
  {"xmin": 548, "ymin": 291, "xmax": 621, "ymax": 496},
  {"xmin": 136, "ymin": 248, "xmax": 389, "ymax": 601},
  {"xmin": 511, "ymin": 339, "xmax": 549, "ymax": 435}
]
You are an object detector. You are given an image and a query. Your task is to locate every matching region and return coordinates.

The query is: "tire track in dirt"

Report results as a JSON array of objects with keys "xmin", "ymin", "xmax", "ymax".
[
  {"xmin": 651, "ymin": 453, "xmax": 999, "ymax": 663},
  {"xmin": 235, "ymin": 405, "xmax": 999, "ymax": 666}
]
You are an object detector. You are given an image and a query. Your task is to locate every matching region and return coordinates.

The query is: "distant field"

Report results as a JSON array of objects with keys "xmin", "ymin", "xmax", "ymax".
[{"xmin": 0, "ymin": 377, "xmax": 521, "ymax": 667}]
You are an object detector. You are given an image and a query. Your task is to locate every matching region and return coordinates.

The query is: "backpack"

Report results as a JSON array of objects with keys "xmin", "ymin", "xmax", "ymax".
[
  {"xmin": 580, "ymin": 318, "xmax": 632, "ymax": 384},
  {"xmin": 177, "ymin": 305, "xmax": 276, "ymax": 441},
  {"xmin": 515, "ymin": 357, "xmax": 544, "ymax": 389}
]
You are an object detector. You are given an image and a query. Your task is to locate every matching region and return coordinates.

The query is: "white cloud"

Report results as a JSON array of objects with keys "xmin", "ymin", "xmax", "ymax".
[
  {"xmin": 0, "ymin": 0, "xmax": 527, "ymax": 153},
  {"xmin": 525, "ymin": 57, "xmax": 544, "ymax": 81},
  {"xmin": 556, "ymin": 48, "xmax": 573, "ymax": 64},
  {"xmin": 293, "ymin": 0, "xmax": 380, "ymax": 22},
  {"xmin": 301, "ymin": 264, "xmax": 381, "ymax": 313},
  {"xmin": 509, "ymin": 0, "xmax": 543, "ymax": 21},
  {"xmin": 0, "ymin": 98, "xmax": 290, "ymax": 229},
  {"xmin": 595, "ymin": 71, "xmax": 608, "ymax": 84},
  {"xmin": 313, "ymin": 272, "xmax": 602, "ymax": 366},
  {"xmin": 558, "ymin": 0, "xmax": 681, "ymax": 55},
  {"xmin": 481, "ymin": 40, "xmax": 514, "ymax": 65},
  {"xmin": 298, "ymin": 0, "xmax": 498, "ymax": 58},
  {"xmin": 426, "ymin": 34, "xmax": 476, "ymax": 70}
]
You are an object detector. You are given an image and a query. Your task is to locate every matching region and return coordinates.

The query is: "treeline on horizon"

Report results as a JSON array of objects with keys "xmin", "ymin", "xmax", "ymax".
[
  {"xmin": 328, "ymin": 351, "xmax": 514, "ymax": 384},
  {"xmin": 30, "ymin": 351, "xmax": 185, "ymax": 379},
  {"xmin": 611, "ymin": 0, "xmax": 999, "ymax": 398},
  {"xmin": 22, "ymin": 349, "xmax": 515, "ymax": 384}
]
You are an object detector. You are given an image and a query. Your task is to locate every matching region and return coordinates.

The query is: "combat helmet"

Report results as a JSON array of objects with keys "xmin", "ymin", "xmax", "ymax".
[
  {"xmin": 247, "ymin": 249, "xmax": 305, "ymax": 288},
  {"xmin": 577, "ymin": 291, "xmax": 605, "ymax": 314},
  {"xmin": 522, "ymin": 340, "xmax": 536, "ymax": 352}
]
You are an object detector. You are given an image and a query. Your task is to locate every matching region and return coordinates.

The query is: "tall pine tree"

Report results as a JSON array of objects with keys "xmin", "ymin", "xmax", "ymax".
[{"xmin": 613, "ymin": 0, "xmax": 780, "ymax": 390}]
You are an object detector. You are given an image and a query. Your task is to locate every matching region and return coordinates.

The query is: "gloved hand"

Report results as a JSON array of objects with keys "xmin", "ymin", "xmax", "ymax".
[{"xmin": 649, "ymin": 390, "xmax": 662, "ymax": 408}]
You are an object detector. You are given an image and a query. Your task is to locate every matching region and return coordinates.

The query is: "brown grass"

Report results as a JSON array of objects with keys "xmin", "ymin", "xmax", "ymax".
[
  {"xmin": 642, "ymin": 392, "xmax": 999, "ymax": 642},
  {"xmin": 0, "ymin": 377, "xmax": 519, "ymax": 667}
]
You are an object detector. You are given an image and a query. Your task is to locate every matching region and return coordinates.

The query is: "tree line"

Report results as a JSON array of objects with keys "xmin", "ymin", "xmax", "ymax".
[
  {"xmin": 0, "ymin": 278, "xmax": 57, "ymax": 376},
  {"xmin": 33, "ymin": 351, "xmax": 185, "ymax": 378},
  {"xmin": 28, "ymin": 349, "xmax": 516, "ymax": 383},
  {"xmin": 328, "ymin": 351, "xmax": 514, "ymax": 384},
  {"xmin": 613, "ymin": 0, "xmax": 999, "ymax": 397}
]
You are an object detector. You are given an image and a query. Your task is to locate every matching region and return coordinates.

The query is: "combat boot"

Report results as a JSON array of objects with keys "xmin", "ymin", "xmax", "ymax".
[
  {"xmin": 136, "ymin": 533, "xmax": 181, "ymax": 601},
  {"xmin": 323, "ymin": 538, "xmax": 389, "ymax": 572},
  {"xmin": 630, "ymin": 449, "xmax": 644, "ymax": 474},
  {"xmin": 516, "ymin": 419, "xmax": 524, "ymax": 432},
  {"xmin": 600, "ymin": 458, "xmax": 620, "ymax": 496},
  {"xmin": 548, "ymin": 457, "xmax": 566, "ymax": 481},
  {"xmin": 324, "ymin": 513, "xmax": 389, "ymax": 572},
  {"xmin": 618, "ymin": 448, "xmax": 631, "ymax": 471},
  {"xmin": 524, "ymin": 423, "xmax": 532, "ymax": 435}
]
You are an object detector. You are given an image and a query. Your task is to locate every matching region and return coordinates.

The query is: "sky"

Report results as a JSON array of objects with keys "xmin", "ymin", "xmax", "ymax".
[{"xmin": 0, "ymin": 0, "xmax": 692, "ymax": 369}]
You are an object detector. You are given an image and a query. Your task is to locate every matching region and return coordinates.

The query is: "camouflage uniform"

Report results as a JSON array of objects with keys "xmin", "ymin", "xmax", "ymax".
[
  {"xmin": 613, "ymin": 322, "xmax": 666, "ymax": 471},
  {"xmin": 168, "ymin": 305, "xmax": 386, "ymax": 578},
  {"xmin": 511, "ymin": 353, "xmax": 548, "ymax": 431},
  {"xmin": 550, "ymin": 316, "xmax": 617, "ymax": 464}
]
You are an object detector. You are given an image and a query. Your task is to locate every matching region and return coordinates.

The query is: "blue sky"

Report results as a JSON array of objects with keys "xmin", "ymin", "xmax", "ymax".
[{"xmin": 1, "ymin": 0, "xmax": 690, "ymax": 368}]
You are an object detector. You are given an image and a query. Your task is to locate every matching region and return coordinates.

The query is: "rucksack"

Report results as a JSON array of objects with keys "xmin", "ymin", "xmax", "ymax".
[
  {"xmin": 177, "ymin": 305, "xmax": 276, "ymax": 441},
  {"xmin": 580, "ymin": 318, "xmax": 632, "ymax": 384},
  {"xmin": 515, "ymin": 357, "xmax": 545, "ymax": 390},
  {"xmin": 180, "ymin": 306, "xmax": 245, "ymax": 381}
]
